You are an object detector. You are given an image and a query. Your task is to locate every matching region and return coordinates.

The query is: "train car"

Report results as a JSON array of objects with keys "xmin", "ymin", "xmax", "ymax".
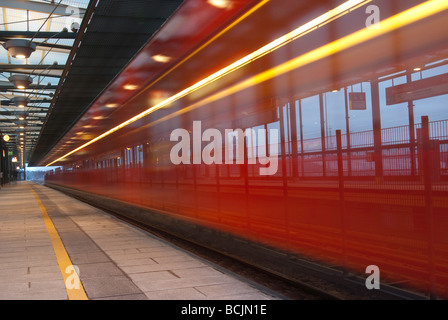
[{"xmin": 43, "ymin": 0, "xmax": 448, "ymax": 298}]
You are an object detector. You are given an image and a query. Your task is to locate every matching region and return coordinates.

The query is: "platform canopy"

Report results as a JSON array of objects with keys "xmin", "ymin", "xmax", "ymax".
[{"xmin": 0, "ymin": 0, "xmax": 184, "ymax": 166}]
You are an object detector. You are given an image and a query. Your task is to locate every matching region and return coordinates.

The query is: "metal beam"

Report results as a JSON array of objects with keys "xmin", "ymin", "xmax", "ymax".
[
  {"xmin": 1, "ymin": 99, "xmax": 52, "ymax": 105},
  {"xmin": 0, "ymin": 40, "xmax": 73, "ymax": 53},
  {"xmin": 0, "ymin": 64, "xmax": 65, "ymax": 70},
  {"xmin": 0, "ymin": 0, "xmax": 86, "ymax": 17},
  {"xmin": 0, "ymin": 84, "xmax": 59, "ymax": 90},
  {"xmin": 0, "ymin": 31, "xmax": 77, "ymax": 39},
  {"xmin": 0, "ymin": 69, "xmax": 62, "ymax": 78}
]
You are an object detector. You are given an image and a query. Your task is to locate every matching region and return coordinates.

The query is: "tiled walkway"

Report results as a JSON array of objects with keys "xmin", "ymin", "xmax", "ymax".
[{"xmin": 0, "ymin": 182, "xmax": 281, "ymax": 300}]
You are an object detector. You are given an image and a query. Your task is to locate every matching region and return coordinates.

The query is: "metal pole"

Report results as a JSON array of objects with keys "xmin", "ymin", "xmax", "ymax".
[
  {"xmin": 344, "ymin": 87, "xmax": 352, "ymax": 176},
  {"xmin": 336, "ymin": 130, "xmax": 347, "ymax": 275},
  {"xmin": 319, "ymin": 93, "xmax": 326, "ymax": 177},
  {"xmin": 371, "ymin": 80, "xmax": 383, "ymax": 181},
  {"xmin": 290, "ymin": 100, "xmax": 299, "ymax": 179},
  {"xmin": 407, "ymin": 73, "xmax": 417, "ymax": 177},
  {"xmin": 421, "ymin": 116, "xmax": 436, "ymax": 299}
]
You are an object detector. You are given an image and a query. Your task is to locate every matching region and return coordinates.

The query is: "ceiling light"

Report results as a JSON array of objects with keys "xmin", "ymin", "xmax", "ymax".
[
  {"xmin": 9, "ymin": 75, "xmax": 33, "ymax": 90},
  {"xmin": 2, "ymin": 39, "xmax": 36, "ymax": 59},
  {"xmin": 105, "ymin": 103, "xmax": 119, "ymax": 108},
  {"xmin": 207, "ymin": 0, "xmax": 233, "ymax": 9},
  {"xmin": 152, "ymin": 54, "xmax": 172, "ymax": 63},
  {"xmin": 124, "ymin": 84, "xmax": 139, "ymax": 91},
  {"xmin": 413, "ymin": 67, "xmax": 422, "ymax": 71},
  {"xmin": 11, "ymin": 96, "xmax": 30, "ymax": 108},
  {"xmin": 3, "ymin": 135, "xmax": 10, "ymax": 142}
]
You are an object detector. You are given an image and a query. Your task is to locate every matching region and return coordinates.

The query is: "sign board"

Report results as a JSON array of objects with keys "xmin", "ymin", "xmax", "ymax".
[
  {"xmin": 8, "ymin": 151, "xmax": 13, "ymax": 156},
  {"xmin": 386, "ymin": 73, "xmax": 448, "ymax": 105},
  {"xmin": 349, "ymin": 92, "xmax": 367, "ymax": 110},
  {"xmin": 11, "ymin": 157, "xmax": 18, "ymax": 163}
]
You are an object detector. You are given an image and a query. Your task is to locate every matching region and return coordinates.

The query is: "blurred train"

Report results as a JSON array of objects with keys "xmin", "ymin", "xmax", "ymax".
[{"xmin": 42, "ymin": 0, "xmax": 448, "ymax": 298}]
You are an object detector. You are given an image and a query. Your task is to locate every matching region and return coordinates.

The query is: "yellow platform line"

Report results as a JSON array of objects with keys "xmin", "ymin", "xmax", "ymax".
[{"xmin": 29, "ymin": 184, "xmax": 88, "ymax": 300}]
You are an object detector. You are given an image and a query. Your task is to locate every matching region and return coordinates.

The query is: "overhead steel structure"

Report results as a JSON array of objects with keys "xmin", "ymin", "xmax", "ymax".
[
  {"xmin": 0, "ymin": 0, "xmax": 87, "ymax": 167},
  {"xmin": 0, "ymin": 0, "xmax": 184, "ymax": 168}
]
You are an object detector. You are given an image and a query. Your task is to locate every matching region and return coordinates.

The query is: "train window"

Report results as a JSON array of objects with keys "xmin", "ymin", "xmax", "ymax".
[
  {"xmin": 281, "ymin": 104, "xmax": 291, "ymax": 155},
  {"xmin": 124, "ymin": 147, "xmax": 133, "ymax": 167},
  {"xmin": 300, "ymin": 95, "xmax": 322, "ymax": 152},
  {"xmin": 136, "ymin": 145, "xmax": 144, "ymax": 166},
  {"xmin": 323, "ymin": 91, "xmax": 347, "ymax": 139},
  {"xmin": 267, "ymin": 121, "xmax": 280, "ymax": 156}
]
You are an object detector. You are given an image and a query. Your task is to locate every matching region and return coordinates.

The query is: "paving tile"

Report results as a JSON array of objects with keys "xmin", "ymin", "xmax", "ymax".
[
  {"xmin": 75, "ymin": 262, "xmax": 124, "ymax": 278},
  {"xmin": 194, "ymin": 282, "xmax": 258, "ymax": 298},
  {"xmin": 69, "ymin": 252, "xmax": 110, "ymax": 264},
  {"xmin": 172, "ymin": 266, "xmax": 225, "ymax": 278},
  {"xmin": 136, "ymin": 275, "xmax": 239, "ymax": 292},
  {"xmin": 144, "ymin": 287, "xmax": 207, "ymax": 300},
  {"xmin": 128, "ymin": 270, "xmax": 179, "ymax": 282},
  {"xmin": 82, "ymin": 275, "xmax": 142, "ymax": 299},
  {"xmin": 115, "ymin": 258, "xmax": 158, "ymax": 267},
  {"xmin": 120, "ymin": 260, "xmax": 208, "ymax": 274},
  {"xmin": 93, "ymin": 293, "xmax": 149, "ymax": 300}
]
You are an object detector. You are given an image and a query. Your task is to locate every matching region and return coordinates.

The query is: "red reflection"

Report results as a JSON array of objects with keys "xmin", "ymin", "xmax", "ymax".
[{"xmin": 45, "ymin": 0, "xmax": 448, "ymax": 298}]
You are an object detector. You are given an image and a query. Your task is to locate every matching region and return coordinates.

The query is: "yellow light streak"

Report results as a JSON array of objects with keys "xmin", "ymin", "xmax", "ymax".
[{"xmin": 46, "ymin": 0, "xmax": 448, "ymax": 166}]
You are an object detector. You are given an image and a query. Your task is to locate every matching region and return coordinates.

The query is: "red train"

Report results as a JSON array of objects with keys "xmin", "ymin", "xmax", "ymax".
[{"xmin": 44, "ymin": 0, "xmax": 448, "ymax": 298}]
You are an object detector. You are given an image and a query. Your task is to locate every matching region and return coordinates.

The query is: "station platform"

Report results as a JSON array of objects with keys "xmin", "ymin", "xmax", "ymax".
[{"xmin": 0, "ymin": 182, "xmax": 281, "ymax": 300}]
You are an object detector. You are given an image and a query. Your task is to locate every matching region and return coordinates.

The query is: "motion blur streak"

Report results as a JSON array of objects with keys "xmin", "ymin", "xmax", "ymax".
[
  {"xmin": 109, "ymin": 0, "xmax": 448, "ymax": 137},
  {"xmin": 46, "ymin": 0, "xmax": 373, "ymax": 166}
]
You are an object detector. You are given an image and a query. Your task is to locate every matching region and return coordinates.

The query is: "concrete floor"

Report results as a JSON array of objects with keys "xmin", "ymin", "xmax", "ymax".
[{"xmin": 0, "ymin": 182, "xmax": 282, "ymax": 300}]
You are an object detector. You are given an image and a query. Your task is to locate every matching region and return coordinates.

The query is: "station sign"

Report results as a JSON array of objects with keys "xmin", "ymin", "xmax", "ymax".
[
  {"xmin": 349, "ymin": 92, "xmax": 367, "ymax": 110},
  {"xmin": 386, "ymin": 73, "xmax": 448, "ymax": 105}
]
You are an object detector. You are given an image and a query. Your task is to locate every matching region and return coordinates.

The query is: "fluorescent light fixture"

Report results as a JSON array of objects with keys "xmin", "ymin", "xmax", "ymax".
[
  {"xmin": 152, "ymin": 54, "xmax": 172, "ymax": 63},
  {"xmin": 124, "ymin": 84, "xmax": 139, "ymax": 91},
  {"xmin": 207, "ymin": 0, "xmax": 233, "ymax": 9},
  {"xmin": 45, "ymin": 0, "xmax": 448, "ymax": 166}
]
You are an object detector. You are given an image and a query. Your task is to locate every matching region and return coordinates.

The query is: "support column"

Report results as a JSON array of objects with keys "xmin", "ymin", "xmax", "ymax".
[
  {"xmin": 344, "ymin": 87, "xmax": 352, "ymax": 176},
  {"xmin": 289, "ymin": 100, "xmax": 299, "ymax": 178},
  {"xmin": 407, "ymin": 73, "xmax": 417, "ymax": 177},
  {"xmin": 421, "ymin": 116, "xmax": 436, "ymax": 299},
  {"xmin": 370, "ymin": 80, "xmax": 383, "ymax": 180},
  {"xmin": 298, "ymin": 100, "xmax": 304, "ymax": 177},
  {"xmin": 319, "ymin": 93, "xmax": 326, "ymax": 177}
]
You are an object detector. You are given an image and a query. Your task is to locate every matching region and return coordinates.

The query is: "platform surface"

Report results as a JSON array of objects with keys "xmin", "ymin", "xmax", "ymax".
[{"xmin": 0, "ymin": 182, "xmax": 282, "ymax": 300}]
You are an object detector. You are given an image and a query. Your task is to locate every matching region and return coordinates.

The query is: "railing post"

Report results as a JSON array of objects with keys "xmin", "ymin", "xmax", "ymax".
[
  {"xmin": 370, "ymin": 80, "xmax": 383, "ymax": 181},
  {"xmin": 336, "ymin": 130, "xmax": 348, "ymax": 276},
  {"xmin": 421, "ymin": 116, "xmax": 436, "ymax": 299}
]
